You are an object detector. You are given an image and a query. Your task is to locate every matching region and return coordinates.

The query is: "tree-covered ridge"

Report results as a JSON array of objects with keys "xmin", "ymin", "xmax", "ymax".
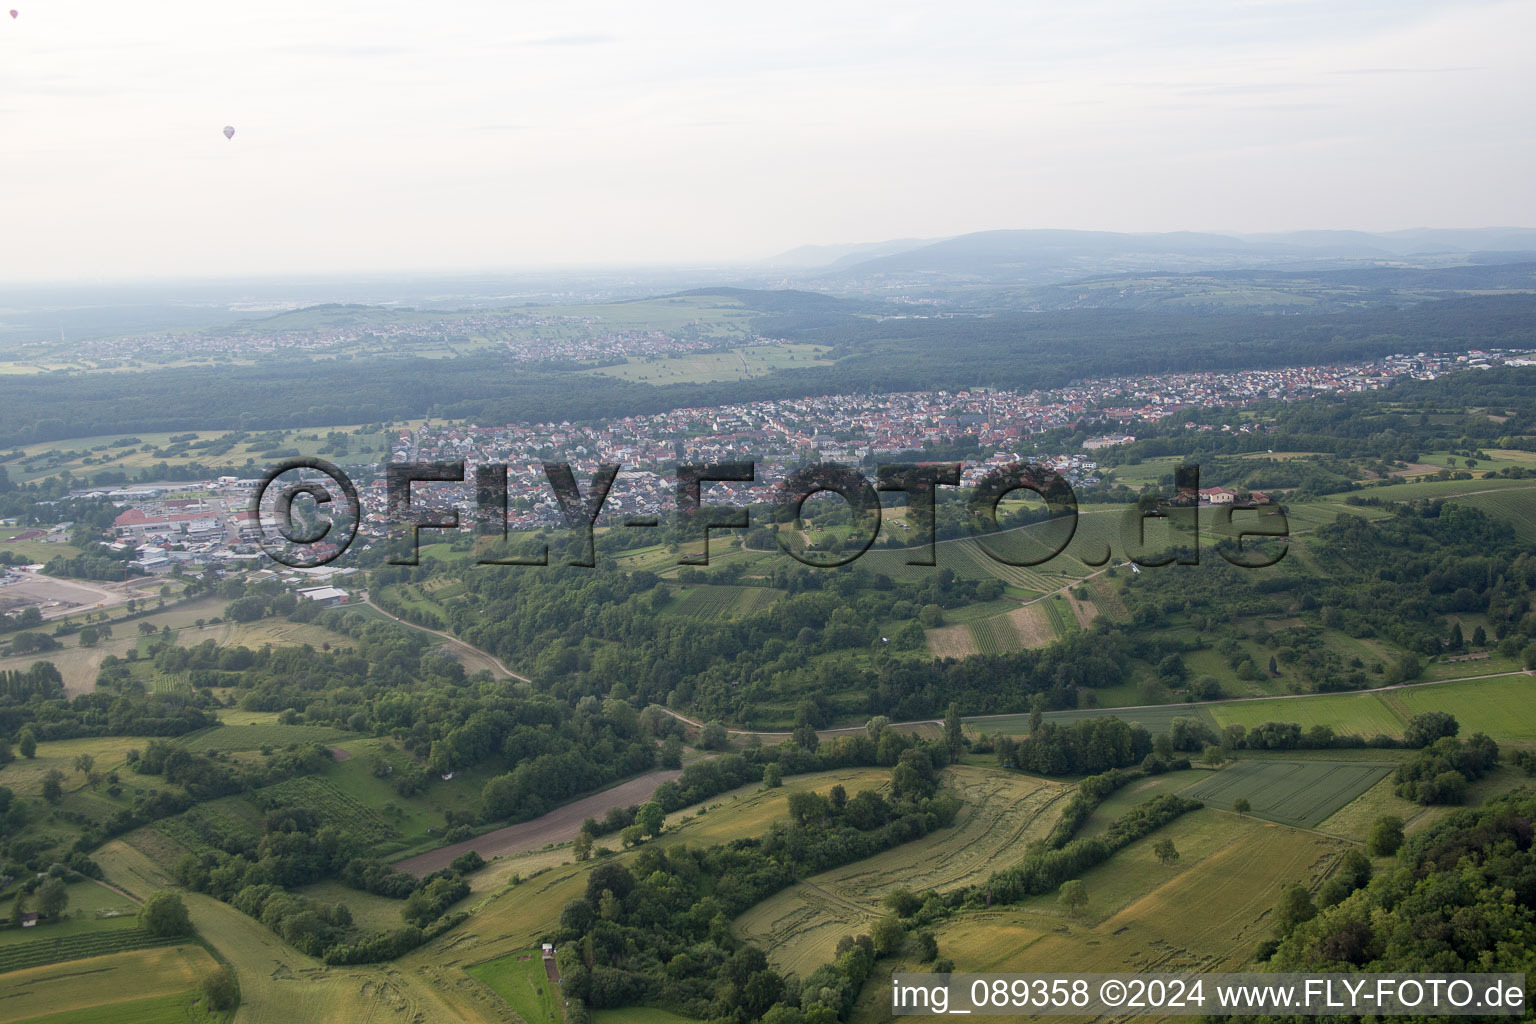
[
  {"xmin": 372, "ymin": 560, "xmax": 1123, "ymax": 724},
  {"xmin": 551, "ymin": 743, "xmax": 957, "ymax": 1023},
  {"xmin": 1265, "ymin": 792, "xmax": 1536, "ymax": 985},
  {"xmin": 3, "ymin": 294, "xmax": 1535, "ymax": 444}
]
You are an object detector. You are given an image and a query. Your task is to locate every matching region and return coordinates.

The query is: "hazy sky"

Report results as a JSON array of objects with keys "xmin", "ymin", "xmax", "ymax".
[{"xmin": 2, "ymin": 0, "xmax": 1533, "ymax": 280}]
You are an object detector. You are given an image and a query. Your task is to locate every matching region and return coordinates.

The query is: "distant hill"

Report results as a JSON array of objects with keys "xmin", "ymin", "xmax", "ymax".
[
  {"xmin": 764, "ymin": 238, "xmax": 942, "ymax": 268},
  {"xmin": 667, "ymin": 287, "xmax": 869, "ymax": 315},
  {"xmin": 781, "ymin": 227, "xmax": 1536, "ymax": 291},
  {"xmin": 1238, "ymin": 227, "xmax": 1536, "ymax": 257}
]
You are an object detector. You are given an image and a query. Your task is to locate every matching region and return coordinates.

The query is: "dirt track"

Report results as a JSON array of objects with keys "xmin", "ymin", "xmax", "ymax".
[
  {"xmin": 362, "ymin": 596, "xmax": 530, "ymax": 682},
  {"xmin": 393, "ymin": 767, "xmax": 683, "ymax": 876}
]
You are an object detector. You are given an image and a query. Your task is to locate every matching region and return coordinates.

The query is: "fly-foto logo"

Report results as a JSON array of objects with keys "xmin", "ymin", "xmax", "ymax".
[{"xmin": 252, "ymin": 459, "xmax": 1287, "ymax": 570}]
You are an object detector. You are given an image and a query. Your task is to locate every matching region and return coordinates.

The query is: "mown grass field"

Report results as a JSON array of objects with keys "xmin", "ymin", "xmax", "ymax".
[
  {"xmin": 175, "ymin": 893, "xmax": 502, "ymax": 1024},
  {"xmin": 0, "ymin": 537, "xmax": 81, "ymax": 563},
  {"xmin": 1313, "ymin": 773, "xmax": 1443, "ymax": 844},
  {"xmin": 178, "ymin": 722, "xmax": 347, "ymax": 752},
  {"xmin": 0, "ymin": 736, "xmax": 152, "ymax": 799},
  {"xmin": 464, "ymin": 950, "xmax": 562, "ymax": 1024},
  {"xmin": 212, "ymin": 617, "xmax": 358, "ymax": 651},
  {"xmin": 292, "ymin": 880, "xmax": 409, "ymax": 934},
  {"xmin": 1382, "ymin": 674, "xmax": 1536, "ymax": 741},
  {"xmin": 2, "ymin": 991, "xmax": 222, "ymax": 1024},
  {"xmin": 732, "ymin": 767, "xmax": 1071, "ymax": 976},
  {"xmin": 974, "ymin": 673, "xmax": 1536, "ymax": 745},
  {"xmin": 972, "ymin": 704, "xmax": 1218, "ymax": 738},
  {"xmin": 1207, "ymin": 690, "xmax": 1408, "ymax": 738},
  {"xmin": 1077, "ymin": 769, "xmax": 1206, "ymax": 837},
  {"xmin": 856, "ymin": 812, "xmax": 1347, "ymax": 1023},
  {"xmin": 1185, "ymin": 760, "xmax": 1393, "ymax": 828}
]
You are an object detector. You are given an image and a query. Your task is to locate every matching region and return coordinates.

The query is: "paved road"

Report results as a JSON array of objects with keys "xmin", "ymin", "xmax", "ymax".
[{"xmin": 652, "ymin": 669, "xmax": 1536, "ymax": 739}]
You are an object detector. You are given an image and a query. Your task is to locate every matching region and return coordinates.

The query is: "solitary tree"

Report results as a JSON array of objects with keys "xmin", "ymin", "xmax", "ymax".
[
  {"xmin": 17, "ymin": 730, "xmax": 36, "ymax": 759},
  {"xmin": 36, "ymin": 878, "xmax": 69, "ymax": 919},
  {"xmin": 72, "ymin": 754, "xmax": 94, "ymax": 779},
  {"xmin": 1233, "ymin": 797, "xmax": 1251, "ymax": 814},
  {"xmin": 201, "ymin": 967, "xmax": 238, "ymax": 1011},
  {"xmin": 41, "ymin": 769, "xmax": 64, "ymax": 804},
  {"xmin": 762, "ymin": 763, "xmax": 783, "ymax": 788},
  {"xmin": 1154, "ymin": 838, "xmax": 1181, "ymax": 866},
  {"xmin": 1058, "ymin": 879, "xmax": 1088, "ymax": 917},
  {"xmin": 700, "ymin": 721, "xmax": 729, "ymax": 750},
  {"xmin": 1029, "ymin": 694, "xmax": 1045, "ymax": 737},
  {"xmin": 944, "ymin": 702, "xmax": 964, "ymax": 762},
  {"xmin": 139, "ymin": 891, "xmax": 192, "ymax": 937},
  {"xmin": 1367, "ymin": 815, "xmax": 1405, "ymax": 857},
  {"xmin": 572, "ymin": 831, "xmax": 594, "ymax": 862},
  {"xmin": 636, "ymin": 801, "xmax": 665, "ymax": 838},
  {"xmin": 871, "ymin": 915, "xmax": 906, "ymax": 956}
]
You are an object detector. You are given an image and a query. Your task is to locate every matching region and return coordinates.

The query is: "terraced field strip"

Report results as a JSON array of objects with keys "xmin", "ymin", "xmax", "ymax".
[
  {"xmin": 1450, "ymin": 486, "xmax": 1536, "ymax": 543},
  {"xmin": 967, "ymin": 614, "xmax": 1023, "ymax": 655},
  {"xmin": 148, "ymin": 673, "xmax": 191, "ymax": 697},
  {"xmin": 154, "ymin": 804, "xmax": 259, "ymax": 856},
  {"xmin": 1041, "ymin": 595, "xmax": 1074, "ymax": 639},
  {"xmin": 729, "ymin": 586, "xmax": 782, "ymax": 616},
  {"xmin": 257, "ymin": 775, "xmax": 398, "ymax": 844},
  {"xmin": 0, "ymin": 945, "xmax": 218, "ymax": 1024},
  {"xmin": 0, "ymin": 930, "xmax": 184, "ymax": 976},
  {"xmin": 863, "ymin": 514, "xmax": 1104, "ymax": 587},
  {"xmin": 1185, "ymin": 760, "xmax": 1393, "ymax": 828},
  {"xmin": 925, "ymin": 821, "xmax": 1345, "ymax": 984},
  {"xmin": 734, "ymin": 767, "xmax": 1071, "ymax": 976},
  {"xmin": 670, "ymin": 584, "xmax": 749, "ymax": 619}
]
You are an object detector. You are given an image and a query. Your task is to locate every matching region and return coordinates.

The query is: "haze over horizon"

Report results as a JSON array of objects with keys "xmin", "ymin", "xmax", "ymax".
[{"xmin": 3, "ymin": 0, "xmax": 1534, "ymax": 281}]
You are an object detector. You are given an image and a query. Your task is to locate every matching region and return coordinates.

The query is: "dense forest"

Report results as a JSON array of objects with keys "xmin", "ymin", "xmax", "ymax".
[
  {"xmin": 1251, "ymin": 793, "xmax": 1536, "ymax": 1019},
  {"xmin": 3, "ymin": 292, "xmax": 1535, "ymax": 444}
]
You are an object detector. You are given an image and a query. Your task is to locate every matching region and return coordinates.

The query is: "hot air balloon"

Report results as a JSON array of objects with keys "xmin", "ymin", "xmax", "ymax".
[
  {"xmin": 223, "ymin": 126, "xmax": 236, "ymax": 140},
  {"xmin": 8, "ymin": 10, "xmax": 17, "ymax": 18}
]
